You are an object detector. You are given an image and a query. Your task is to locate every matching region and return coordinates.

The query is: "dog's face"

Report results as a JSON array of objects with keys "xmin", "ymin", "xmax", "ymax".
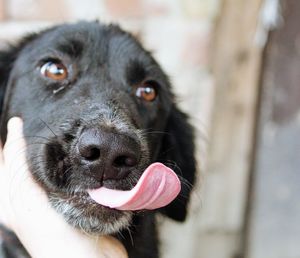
[{"xmin": 0, "ymin": 22, "xmax": 196, "ymax": 234}]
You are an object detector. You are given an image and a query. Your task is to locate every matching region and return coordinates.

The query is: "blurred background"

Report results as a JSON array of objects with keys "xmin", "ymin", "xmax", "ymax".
[{"xmin": 0, "ymin": 0, "xmax": 299, "ymax": 257}]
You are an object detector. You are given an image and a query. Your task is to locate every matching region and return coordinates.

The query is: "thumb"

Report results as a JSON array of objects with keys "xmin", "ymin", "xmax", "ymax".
[{"xmin": 3, "ymin": 117, "xmax": 26, "ymax": 166}]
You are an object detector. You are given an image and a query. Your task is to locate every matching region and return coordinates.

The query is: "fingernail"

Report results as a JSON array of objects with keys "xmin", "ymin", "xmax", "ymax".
[{"xmin": 7, "ymin": 117, "xmax": 23, "ymax": 131}]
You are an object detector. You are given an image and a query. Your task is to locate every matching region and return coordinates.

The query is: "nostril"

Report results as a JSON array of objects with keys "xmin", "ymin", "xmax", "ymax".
[
  {"xmin": 76, "ymin": 128, "xmax": 141, "ymax": 181},
  {"xmin": 113, "ymin": 155, "xmax": 137, "ymax": 168},
  {"xmin": 79, "ymin": 146, "xmax": 101, "ymax": 161}
]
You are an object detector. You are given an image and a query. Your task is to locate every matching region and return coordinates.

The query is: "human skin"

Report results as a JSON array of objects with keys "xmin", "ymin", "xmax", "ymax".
[{"xmin": 0, "ymin": 117, "xmax": 128, "ymax": 258}]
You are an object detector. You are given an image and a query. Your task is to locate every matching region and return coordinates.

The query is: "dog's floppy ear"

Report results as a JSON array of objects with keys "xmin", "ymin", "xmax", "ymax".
[
  {"xmin": 158, "ymin": 105, "xmax": 196, "ymax": 221},
  {"xmin": 0, "ymin": 33, "xmax": 38, "ymax": 119},
  {"xmin": 0, "ymin": 48, "xmax": 16, "ymax": 117},
  {"xmin": 0, "ymin": 46, "xmax": 22, "ymax": 144}
]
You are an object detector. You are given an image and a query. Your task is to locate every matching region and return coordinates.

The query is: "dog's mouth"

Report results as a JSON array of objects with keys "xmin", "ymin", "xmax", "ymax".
[
  {"xmin": 44, "ymin": 162, "xmax": 181, "ymax": 234},
  {"xmin": 87, "ymin": 162, "xmax": 181, "ymax": 211}
]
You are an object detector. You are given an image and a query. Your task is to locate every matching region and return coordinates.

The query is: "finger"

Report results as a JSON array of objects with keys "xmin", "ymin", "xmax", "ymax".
[
  {"xmin": 0, "ymin": 117, "xmax": 23, "ymax": 163},
  {"xmin": 3, "ymin": 117, "xmax": 26, "ymax": 165},
  {"xmin": 7, "ymin": 117, "xmax": 23, "ymax": 141}
]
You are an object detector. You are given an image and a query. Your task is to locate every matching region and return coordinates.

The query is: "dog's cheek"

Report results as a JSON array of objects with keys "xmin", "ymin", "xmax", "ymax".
[
  {"xmin": 24, "ymin": 142, "xmax": 51, "ymax": 191},
  {"xmin": 143, "ymin": 133, "xmax": 164, "ymax": 162},
  {"xmin": 43, "ymin": 142, "xmax": 72, "ymax": 189},
  {"xmin": 23, "ymin": 139, "xmax": 67, "ymax": 191}
]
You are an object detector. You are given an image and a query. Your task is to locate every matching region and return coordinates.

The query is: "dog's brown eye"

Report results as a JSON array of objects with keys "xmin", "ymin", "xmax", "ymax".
[
  {"xmin": 136, "ymin": 82, "xmax": 157, "ymax": 102},
  {"xmin": 40, "ymin": 61, "xmax": 68, "ymax": 81}
]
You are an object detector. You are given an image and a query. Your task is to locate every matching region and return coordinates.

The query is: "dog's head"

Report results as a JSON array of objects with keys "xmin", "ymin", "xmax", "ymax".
[{"xmin": 0, "ymin": 22, "xmax": 196, "ymax": 234}]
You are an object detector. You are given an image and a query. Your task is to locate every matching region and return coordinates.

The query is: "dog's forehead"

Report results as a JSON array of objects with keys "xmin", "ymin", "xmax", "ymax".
[
  {"xmin": 9, "ymin": 22, "xmax": 172, "ymax": 104},
  {"xmin": 28, "ymin": 23, "xmax": 146, "ymax": 61},
  {"xmin": 17, "ymin": 22, "xmax": 161, "ymax": 82},
  {"xmin": 15, "ymin": 22, "xmax": 167, "ymax": 87}
]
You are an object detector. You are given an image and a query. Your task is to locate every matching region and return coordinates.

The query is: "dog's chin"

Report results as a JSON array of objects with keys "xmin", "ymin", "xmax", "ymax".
[{"xmin": 48, "ymin": 192, "xmax": 133, "ymax": 235}]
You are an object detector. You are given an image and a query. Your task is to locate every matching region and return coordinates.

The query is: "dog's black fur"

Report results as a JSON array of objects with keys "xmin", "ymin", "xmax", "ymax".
[{"xmin": 0, "ymin": 21, "xmax": 196, "ymax": 258}]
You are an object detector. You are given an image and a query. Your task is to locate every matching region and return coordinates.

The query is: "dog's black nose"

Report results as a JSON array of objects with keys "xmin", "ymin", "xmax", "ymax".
[{"xmin": 76, "ymin": 128, "xmax": 140, "ymax": 181}]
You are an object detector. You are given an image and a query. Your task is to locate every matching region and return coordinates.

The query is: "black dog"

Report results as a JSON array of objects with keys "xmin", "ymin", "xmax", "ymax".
[{"xmin": 0, "ymin": 21, "xmax": 196, "ymax": 258}]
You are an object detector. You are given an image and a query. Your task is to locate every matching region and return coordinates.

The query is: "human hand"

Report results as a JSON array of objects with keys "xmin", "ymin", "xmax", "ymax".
[{"xmin": 0, "ymin": 117, "xmax": 128, "ymax": 258}]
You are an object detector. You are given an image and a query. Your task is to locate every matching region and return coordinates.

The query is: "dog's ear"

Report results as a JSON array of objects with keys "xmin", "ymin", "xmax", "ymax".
[
  {"xmin": 0, "ymin": 46, "xmax": 21, "ymax": 144},
  {"xmin": 0, "ymin": 33, "xmax": 38, "ymax": 119},
  {"xmin": 158, "ymin": 105, "xmax": 196, "ymax": 221},
  {"xmin": 0, "ymin": 48, "xmax": 16, "ymax": 117}
]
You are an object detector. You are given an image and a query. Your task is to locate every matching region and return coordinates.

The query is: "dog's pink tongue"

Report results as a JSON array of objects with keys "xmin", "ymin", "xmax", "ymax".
[{"xmin": 87, "ymin": 163, "xmax": 181, "ymax": 211}]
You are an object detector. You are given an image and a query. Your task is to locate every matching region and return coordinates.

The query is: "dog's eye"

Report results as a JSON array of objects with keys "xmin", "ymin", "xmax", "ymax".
[
  {"xmin": 40, "ymin": 61, "xmax": 68, "ymax": 81},
  {"xmin": 136, "ymin": 81, "xmax": 157, "ymax": 102}
]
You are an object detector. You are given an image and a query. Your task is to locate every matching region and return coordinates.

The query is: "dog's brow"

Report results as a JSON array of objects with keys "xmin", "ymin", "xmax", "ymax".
[
  {"xmin": 57, "ymin": 39, "xmax": 83, "ymax": 58},
  {"xmin": 126, "ymin": 60, "xmax": 147, "ymax": 85}
]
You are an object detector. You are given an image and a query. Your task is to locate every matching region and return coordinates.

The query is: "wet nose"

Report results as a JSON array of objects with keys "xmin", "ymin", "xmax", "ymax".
[{"xmin": 77, "ymin": 128, "xmax": 140, "ymax": 181}]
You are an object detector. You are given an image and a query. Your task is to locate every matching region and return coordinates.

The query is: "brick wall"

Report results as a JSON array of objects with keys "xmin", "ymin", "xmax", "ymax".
[{"xmin": 0, "ymin": 1, "xmax": 218, "ymax": 257}]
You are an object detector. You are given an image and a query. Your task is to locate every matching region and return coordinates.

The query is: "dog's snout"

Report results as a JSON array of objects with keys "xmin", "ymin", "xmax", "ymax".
[{"xmin": 77, "ymin": 128, "xmax": 140, "ymax": 181}]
